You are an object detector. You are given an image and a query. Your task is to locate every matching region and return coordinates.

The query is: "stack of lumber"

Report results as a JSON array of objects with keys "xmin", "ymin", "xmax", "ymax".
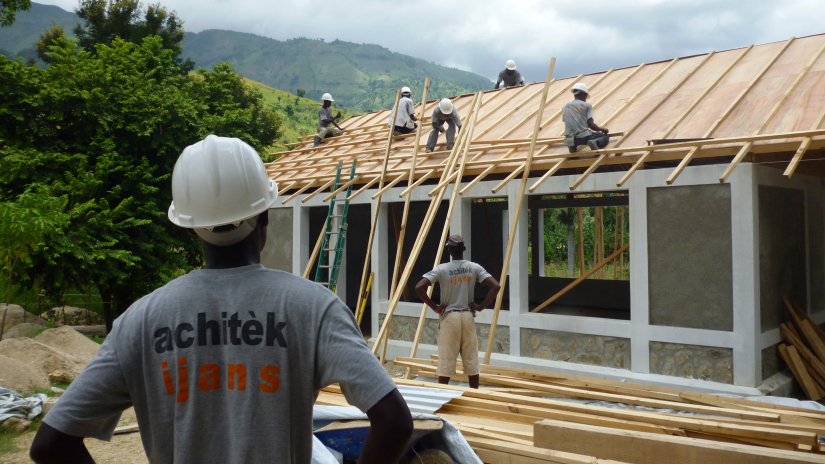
[
  {"xmin": 779, "ymin": 297, "xmax": 825, "ymax": 401},
  {"xmin": 317, "ymin": 355, "xmax": 825, "ymax": 464}
]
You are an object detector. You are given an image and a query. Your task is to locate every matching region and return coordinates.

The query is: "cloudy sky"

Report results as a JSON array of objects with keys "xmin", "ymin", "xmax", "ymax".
[{"xmin": 39, "ymin": 0, "xmax": 825, "ymax": 82}]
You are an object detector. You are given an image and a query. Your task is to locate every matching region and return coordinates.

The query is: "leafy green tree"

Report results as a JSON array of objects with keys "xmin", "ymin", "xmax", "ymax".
[
  {"xmin": 0, "ymin": 189, "xmax": 66, "ymax": 340},
  {"xmin": 554, "ymin": 209, "xmax": 576, "ymax": 275},
  {"xmin": 0, "ymin": 0, "xmax": 30, "ymax": 26},
  {"xmin": 296, "ymin": 88, "xmax": 306, "ymax": 98},
  {"xmin": 74, "ymin": 0, "xmax": 193, "ymax": 71},
  {"xmin": 35, "ymin": 21, "xmax": 66, "ymax": 64},
  {"xmin": 0, "ymin": 36, "xmax": 280, "ymax": 331}
]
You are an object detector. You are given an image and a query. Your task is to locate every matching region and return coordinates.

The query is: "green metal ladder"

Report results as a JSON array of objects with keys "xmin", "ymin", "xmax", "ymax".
[{"xmin": 315, "ymin": 160, "xmax": 356, "ymax": 292}]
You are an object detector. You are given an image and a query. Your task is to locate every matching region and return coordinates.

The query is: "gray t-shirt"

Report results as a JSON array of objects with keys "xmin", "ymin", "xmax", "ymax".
[
  {"xmin": 388, "ymin": 97, "xmax": 416, "ymax": 129},
  {"xmin": 431, "ymin": 107, "xmax": 462, "ymax": 129},
  {"xmin": 44, "ymin": 265, "xmax": 396, "ymax": 464},
  {"xmin": 498, "ymin": 69, "xmax": 524, "ymax": 87},
  {"xmin": 562, "ymin": 99, "xmax": 594, "ymax": 139},
  {"xmin": 319, "ymin": 106, "xmax": 334, "ymax": 128},
  {"xmin": 423, "ymin": 259, "xmax": 492, "ymax": 314}
]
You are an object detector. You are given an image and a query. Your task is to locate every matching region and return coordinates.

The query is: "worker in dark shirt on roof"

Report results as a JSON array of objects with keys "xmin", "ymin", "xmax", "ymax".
[
  {"xmin": 425, "ymin": 98, "xmax": 462, "ymax": 153},
  {"xmin": 495, "ymin": 60, "xmax": 525, "ymax": 89},
  {"xmin": 562, "ymin": 82, "xmax": 609, "ymax": 153},
  {"xmin": 315, "ymin": 93, "xmax": 345, "ymax": 147}
]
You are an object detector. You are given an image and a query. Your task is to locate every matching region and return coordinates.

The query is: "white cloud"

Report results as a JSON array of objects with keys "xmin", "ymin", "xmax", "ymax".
[{"xmin": 35, "ymin": 0, "xmax": 825, "ymax": 83}]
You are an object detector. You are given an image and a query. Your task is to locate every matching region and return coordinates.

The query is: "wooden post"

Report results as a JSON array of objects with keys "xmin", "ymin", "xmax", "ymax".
[
  {"xmin": 354, "ymin": 89, "xmax": 403, "ymax": 325},
  {"xmin": 619, "ymin": 206, "xmax": 625, "ymax": 279},
  {"xmin": 613, "ymin": 207, "xmax": 619, "ymax": 280},
  {"xmin": 389, "ymin": 78, "xmax": 431, "ymax": 301},
  {"xmin": 577, "ymin": 208, "xmax": 584, "ymax": 277},
  {"xmin": 401, "ymin": 92, "xmax": 484, "ymax": 368},
  {"xmin": 371, "ymin": 95, "xmax": 479, "ymax": 356},
  {"xmin": 303, "ymin": 219, "xmax": 328, "ymax": 279},
  {"xmin": 484, "ymin": 59, "xmax": 556, "ymax": 365},
  {"xmin": 599, "ymin": 207, "xmax": 604, "ymax": 279}
]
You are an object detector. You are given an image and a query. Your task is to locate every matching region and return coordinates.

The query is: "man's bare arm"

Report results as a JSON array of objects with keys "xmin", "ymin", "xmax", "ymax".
[
  {"xmin": 587, "ymin": 118, "xmax": 609, "ymax": 134},
  {"xmin": 31, "ymin": 423, "xmax": 95, "ymax": 464},
  {"xmin": 415, "ymin": 278, "xmax": 445, "ymax": 314},
  {"xmin": 358, "ymin": 389, "xmax": 414, "ymax": 464},
  {"xmin": 469, "ymin": 276, "xmax": 501, "ymax": 312}
]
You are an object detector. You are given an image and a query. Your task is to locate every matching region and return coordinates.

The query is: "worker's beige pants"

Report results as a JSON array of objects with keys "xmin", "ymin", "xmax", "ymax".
[
  {"xmin": 318, "ymin": 126, "xmax": 343, "ymax": 139},
  {"xmin": 436, "ymin": 311, "xmax": 480, "ymax": 377}
]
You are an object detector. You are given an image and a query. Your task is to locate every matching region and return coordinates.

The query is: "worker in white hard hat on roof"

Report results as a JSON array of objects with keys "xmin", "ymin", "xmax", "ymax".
[
  {"xmin": 387, "ymin": 86, "xmax": 418, "ymax": 136},
  {"xmin": 562, "ymin": 82, "xmax": 610, "ymax": 153},
  {"xmin": 425, "ymin": 98, "xmax": 462, "ymax": 153},
  {"xmin": 495, "ymin": 60, "xmax": 525, "ymax": 89},
  {"xmin": 315, "ymin": 92, "xmax": 345, "ymax": 147},
  {"xmin": 31, "ymin": 135, "xmax": 414, "ymax": 464}
]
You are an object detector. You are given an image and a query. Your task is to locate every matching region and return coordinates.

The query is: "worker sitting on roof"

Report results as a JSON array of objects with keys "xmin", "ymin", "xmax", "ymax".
[
  {"xmin": 388, "ymin": 86, "xmax": 418, "ymax": 136},
  {"xmin": 315, "ymin": 92, "xmax": 345, "ymax": 147},
  {"xmin": 425, "ymin": 98, "xmax": 462, "ymax": 153},
  {"xmin": 415, "ymin": 235, "xmax": 501, "ymax": 389},
  {"xmin": 30, "ymin": 135, "xmax": 414, "ymax": 464},
  {"xmin": 495, "ymin": 60, "xmax": 525, "ymax": 89},
  {"xmin": 562, "ymin": 83, "xmax": 610, "ymax": 153}
]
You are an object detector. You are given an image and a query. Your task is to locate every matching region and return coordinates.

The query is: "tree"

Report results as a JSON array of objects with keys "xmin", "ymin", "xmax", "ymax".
[
  {"xmin": 74, "ymin": 0, "xmax": 193, "ymax": 71},
  {"xmin": 554, "ymin": 209, "xmax": 576, "ymax": 275},
  {"xmin": 35, "ymin": 21, "xmax": 65, "ymax": 64},
  {"xmin": 0, "ymin": 36, "xmax": 280, "ymax": 331},
  {"xmin": 0, "ymin": 0, "xmax": 30, "ymax": 26},
  {"xmin": 0, "ymin": 190, "xmax": 66, "ymax": 340},
  {"xmin": 296, "ymin": 88, "xmax": 306, "ymax": 98}
]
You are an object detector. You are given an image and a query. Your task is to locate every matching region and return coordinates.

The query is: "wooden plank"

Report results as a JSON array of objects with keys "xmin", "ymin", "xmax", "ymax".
[
  {"xmin": 527, "ymin": 159, "xmax": 566, "ymax": 192},
  {"xmin": 484, "ymin": 60, "xmax": 556, "ymax": 364},
  {"xmin": 781, "ymin": 344, "xmax": 824, "ymax": 400},
  {"xmin": 534, "ymin": 419, "xmax": 825, "ymax": 464},
  {"xmin": 303, "ymin": 218, "xmax": 327, "ymax": 279},
  {"xmin": 780, "ymin": 323, "xmax": 825, "ymax": 381},
  {"xmin": 456, "ymin": 425, "xmax": 534, "ymax": 446},
  {"xmin": 468, "ymin": 436, "xmax": 629, "ymax": 464},
  {"xmin": 531, "ymin": 243, "xmax": 629, "ymax": 312}
]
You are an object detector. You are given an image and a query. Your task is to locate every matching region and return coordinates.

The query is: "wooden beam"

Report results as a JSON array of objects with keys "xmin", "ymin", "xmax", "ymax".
[
  {"xmin": 300, "ymin": 177, "xmax": 337, "ymax": 203},
  {"xmin": 527, "ymin": 159, "xmax": 566, "ymax": 193},
  {"xmin": 534, "ymin": 420, "xmax": 825, "ymax": 464},
  {"xmin": 475, "ymin": 80, "xmax": 561, "ymax": 139},
  {"xmin": 468, "ymin": 436, "xmax": 630, "ymax": 464},
  {"xmin": 780, "ymin": 344, "xmax": 824, "ymax": 400},
  {"xmin": 303, "ymin": 218, "xmax": 327, "ymax": 279},
  {"xmin": 280, "ymin": 180, "xmax": 316, "ymax": 205},
  {"xmin": 531, "ymin": 243, "xmax": 629, "ymax": 312},
  {"xmin": 459, "ymin": 148, "xmax": 519, "ymax": 195},
  {"xmin": 370, "ymin": 172, "xmax": 407, "ymax": 199},
  {"xmin": 485, "ymin": 59, "xmax": 557, "ymax": 365}
]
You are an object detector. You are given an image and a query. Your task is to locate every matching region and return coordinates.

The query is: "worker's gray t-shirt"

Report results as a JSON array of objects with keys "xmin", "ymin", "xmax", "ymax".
[
  {"xmin": 562, "ymin": 99, "xmax": 594, "ymax": 139},
  {"xmin": 319, "ymin": 106, "xmax": 333, "ymax": 128},
  {"xmin": 44, "ymin": 265, "xmax": 396, "ymax": 464},
  {"xmin": 498, "ymin": 69, "xmax": 524, "ymax": 87},
  {"xmin": 431, "ymin": 107, "xmax": 462, "ymax": 129},
  {"xmin": 388, "ymin": 97, "xmax": 416, "ymax": 129},
  {"xmin": 423, "ymin": 259, "xmax": 492, "ymax": 314}
]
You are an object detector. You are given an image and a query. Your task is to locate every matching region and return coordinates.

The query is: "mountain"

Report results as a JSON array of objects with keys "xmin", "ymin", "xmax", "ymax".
[
  {"xmin": 0, "ymin": 2, "xmax": 78, "ymax": 56},
  {"xmin": 182, "ymin": 30, "xmax": 492, "ymax": 112}
]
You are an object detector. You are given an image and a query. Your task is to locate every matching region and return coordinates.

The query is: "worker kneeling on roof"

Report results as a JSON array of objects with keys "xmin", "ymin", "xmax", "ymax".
[
  {"xmin": 415, "ymin": 235, "xmax": 501, "ymax": 389},
  {"xmin": 30, "ymin": 135, "xmax": 413, "ymax": 464},
  {"xmin": 315, "ymin": 92, "xmax": 345, "ymax": 147},
  {"xmin": 563, "ymin": 83, "xmax": 610, "ymax": 153},
  {"xmin": 426, "ymin": 98, "xmax": 462, "ymax": 153},
  {"xmin": 495, "ymin": 60, "xmax": 525, "ymax": 89},
  {"xmin": 388, "ymin": 86, "xmax": 418, "ymax": 136}
]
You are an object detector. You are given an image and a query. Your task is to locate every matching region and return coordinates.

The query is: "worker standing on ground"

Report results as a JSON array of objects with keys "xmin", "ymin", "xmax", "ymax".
[
  {"xmin": 30, "ymin": 135, "xmax": 413, "ymax": 464},
  {"xmin": 494, "ymin": 60, "xmax": 525, "ymax": 89},
  {"xmin": 562, "ymin": 83, "xmax": 610, "ymax": 153},
  {"xmin": 415, "ymin": 235, "xmax": 500, "ymax": 389},
  {"xmin": 315, "ymin": 92, "xmax": 345, "ymax": 147},
  {"xmin": 388, "ymin": 86, "xmax": 418, "ymax": 136},
  {"xmin": 425, "ymin": 98, "xmax": 462, "ymax": 153}
]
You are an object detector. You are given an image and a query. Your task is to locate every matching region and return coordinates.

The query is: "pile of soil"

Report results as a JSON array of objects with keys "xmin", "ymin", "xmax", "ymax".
[
  {"xmin": 0, "ymin": 337, "xmax": 87, "ymax": 380},
  {"xmin": 1, "ymin": 304, "xmax": 47, "ymax": 334},
  {"xmin": 45, "ymin": 305, "xmax": 102, "ymax": 325},
  {"xmin": 34, "ymin": 326, "xmax": 100, "ymax": 364},
  {"xmin": 3, "ymin": 323, "xmax": 45, "ymax": 339},
  {"xmin": 0, "ymin": 354, "xmax": 50, "ymax": 392}
]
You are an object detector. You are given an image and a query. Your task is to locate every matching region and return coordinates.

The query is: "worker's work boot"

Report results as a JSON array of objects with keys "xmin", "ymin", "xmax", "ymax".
[
  {"xmin": 393, "ymin": 130, "xmax": 403, "ymax": 136},
  {"xmin": 587, "ymin": 140, "xmax": 600, "ymax": 151},
  {"xmin": 425, "ymin": 147, "xmax": 433, "ymax": 153},
  {"xmin": 446, "ymin": 143, "xmax": 454, "ymax": 151},
  {"xmin": 313, "ymin": 136, "xmax": 322, "ymax": 147}
]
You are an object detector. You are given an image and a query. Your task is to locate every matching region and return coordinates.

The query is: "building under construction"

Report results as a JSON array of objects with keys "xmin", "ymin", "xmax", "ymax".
[{"xmin": 262, "ymin": 33, "xmax": 825, "ymax": 396}]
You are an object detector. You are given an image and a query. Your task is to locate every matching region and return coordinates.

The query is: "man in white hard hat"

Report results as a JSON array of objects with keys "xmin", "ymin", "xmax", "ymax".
[
  {"xmin": 562, "ymin": 83, "xmax": 610, "ymax": 153},
  {"xmin": 315, "ymin": 92, "xmax": 345, "ymax": 147},
  {"xmin": 415, "ymin": 235, "xmax": 500, "ymax": 389},
  {"xmin": 30, "ymin": 135, "xmax": 413, "ymax": 464},
  {"xmin": 495, "ymin": 60, "xmax": 525, "ymax": 89},
  {"xmin": 388, "ymin": 86, "xmax": 418, "ymax": 136},
  {"xmin": 425, "ymin": 98, "xmax": 462, "ymax": 153}
]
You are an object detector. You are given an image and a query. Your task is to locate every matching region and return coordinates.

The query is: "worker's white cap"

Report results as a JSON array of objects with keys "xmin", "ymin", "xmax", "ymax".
[
  {"xmin": 321, "ymin": 93, "xmax": 334, "ymax": 102},
  {"xmin": 505, "ymin": 60, "xmax": 516, "ymax": 70},
  {"xmin": 571, "ymin": 83, "xmax": 589, "ymax": 95},
  {"xmin": 439, "ymin": 98, "xmax": 453, "ymax": 114},
  {"xmin": 401, "ymin": 86, "xmax": 411, "ymax": 94}
]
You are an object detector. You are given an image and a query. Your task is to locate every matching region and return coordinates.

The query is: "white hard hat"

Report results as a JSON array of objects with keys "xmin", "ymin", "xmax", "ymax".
[
  {"xmin": 168, "ymin": 135, "xmax": 278, "ymax": 245},
  {"xmin": 439, "ymin": 98, "xmax": 453, "ymax": 114},
  {"xmin": 322, "ymin": 93, "xmax": 334, "ymax": 102},
  {"xmin": 505, "ymin": 60, "xmax": 516, "ymax": 70},
  {"xmin": 571, "ymin": 82, "xmax": 589, "ymax": 95},
  {"xmin": 401, "ymin": 86, "xmax": 411, "ymax": 94}
]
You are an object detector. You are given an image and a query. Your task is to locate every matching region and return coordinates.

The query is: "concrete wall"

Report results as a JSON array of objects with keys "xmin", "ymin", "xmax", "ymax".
[
  {"xmin": 649, "ymin": 342, "xmax": 733, "ymax": 384},
  {"xmin": 520, "ymin": 328, "xmax": 631, "ymax": 369},
  {"xmin": 758, "ymin": 185, "xmax": 806, "ymax": 333},
  {"xmin": 647, "ymin": 184, "xmax": 734, "ymax": 331},
  {"xmin": 261, "ymin": 208, "xmax": 293, "ymax": 272}
]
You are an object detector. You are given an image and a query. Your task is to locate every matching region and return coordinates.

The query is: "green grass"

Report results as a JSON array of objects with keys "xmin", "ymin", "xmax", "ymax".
[
  {"xmin": 87, "ymin": 334, "xmax": 105, "ymax": 344},
  {"xmin": 0, "ymin": 429, "xmax": 18, "ymax": 455}
]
